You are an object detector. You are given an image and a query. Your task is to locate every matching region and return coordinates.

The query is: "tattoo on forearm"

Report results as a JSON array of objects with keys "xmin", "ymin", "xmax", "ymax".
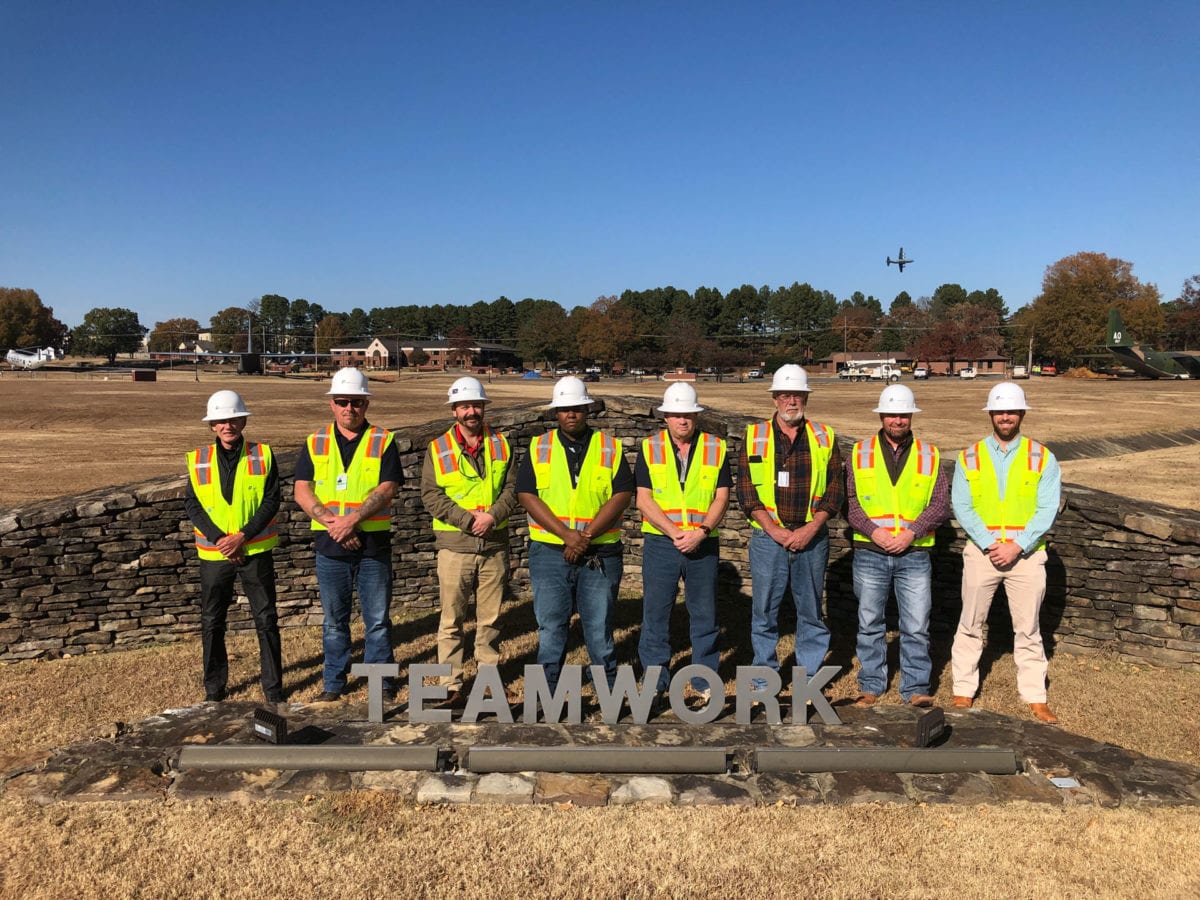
[
  {"xmin": 357, "ymin": 486, "xmax": 393, "ymax": 520},
  {"xmin": 311, "ymin": 502, "xmax": 328, "ymax": 520}
]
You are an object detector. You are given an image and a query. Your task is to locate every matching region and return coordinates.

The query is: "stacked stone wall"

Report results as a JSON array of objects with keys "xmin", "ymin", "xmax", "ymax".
[{"xmin": 2, "ymin": 397, "xmax": 1198, "ymax": 670}]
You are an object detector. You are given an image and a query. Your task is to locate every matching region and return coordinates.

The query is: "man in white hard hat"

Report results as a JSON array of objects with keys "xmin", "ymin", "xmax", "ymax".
[
  {"xmin": 635, "ymin": 382, "xmax": 731, "ymax": 712},
  {"xmin": 516, "ymin": 376, "xmax": 634, "ymax": 692},
  {"xmin": 184, "ymin": 390, "xmax": 284, "ymax": 703},
  {"xmin": 950, "ymin": 381, "xmax": 1062, "ymax": 723},
  {"xmin": 845, "ymin": 384, "xmax": 950, "ymax": 709},
  {"xmin": 736, "ymin": 364, "xmax": 844, "ymax": 693},
  {"xmin": 294, "ymin": 368, "xmax": 402, "ymax": 702},
  {"xmin": 420, "ymin": 376, "xmax": 518, "ymax": 709}
]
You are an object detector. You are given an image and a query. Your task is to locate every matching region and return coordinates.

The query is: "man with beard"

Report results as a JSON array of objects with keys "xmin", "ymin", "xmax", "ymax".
[
  {"xmin": 421, "ymin": 376, "xmax": 517, "ymax": 709},
  {"xmin": 635, "ymin": 382, "xmax": 731, "ymax": 711},
  {"xmin": 184, "ymin": 390, "xmax": 284, "ymax": 704},
  {"xmin": 951, "ymin": 381, "xmax": 1062, "ymax": 723},
  {"xmin": 736, "ymin": 365, "xmax": 844, "ymax": 692},
  {"xmin": 516, "ymin": 376, "xmax": 634, "ymax": 692},
  {"xmin": 846, "ymin": 384, "xmax": 949, "ymax": 709}
]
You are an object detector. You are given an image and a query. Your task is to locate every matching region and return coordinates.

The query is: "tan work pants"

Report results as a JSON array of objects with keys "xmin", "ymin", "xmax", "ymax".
[
  {"xmin": 436, "ymin": 546, "xmax": 507, "ymax": 689},
  {"xmin": 951, "ymin": 542, "xmax": 1049, "ymax": 704}
]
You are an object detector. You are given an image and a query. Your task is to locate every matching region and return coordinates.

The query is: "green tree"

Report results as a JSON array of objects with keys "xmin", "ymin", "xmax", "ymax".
[
  {"xmin": 0, "ymin": 288, "xmax": 68, "ymax": 350},
  {"xmin": 890, "ymin": 291, "xmax": 913, "ymax": 310},
  {"xmin": 345, "ymin": 307, "xmax": 372, "ymax": 339},
  {"xmin": 148, "ymin": 317, "xmax": 200, "ymax": 353},
  {"xmin": 447, "ymin": 325, "xmax": 475, "ymax": 367},
  {"xmin": 210, "ymin": 307, "xmax": 252, "ymax": 353},
  {"xmin": 71, "ymin": 307, "xmax": 146, "ymax": 364},
  {"xmin": 258, "ymin": 294, "xmax": 290, "ymax": 352},
  {"xmin": 517, "ymin": 301, "xmax": 574, "ymax": 370},
  {"xmin": 314, "ymin": 315, "xmax": 350, "ymax": 355},
  {"xmin": 1024, "ymin": 252, "xmax": 1162, "ymax": 364},
  {"xmin": 1164, "ymin": 275, "xmax": 1200, "ymax": 349}
]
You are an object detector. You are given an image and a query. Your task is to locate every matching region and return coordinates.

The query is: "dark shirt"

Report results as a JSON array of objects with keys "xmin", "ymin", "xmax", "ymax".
[
  {"xmin": 736, "ymin": 416, "xmax": 845, "ymax": 530},
  {"xmin": 845, "ymin": 429, "xmax": 951, "ymax": 554},
  {"xmin": 294, "ymin": 421, "xmax": 404, "ymax": 559},
  {"xmin": 515, "ymin": 425, "xmax": 635, "ymax": 558},
  {"xmin": 633, "ymin": 431, "xmax": 734, "ymax": 490},
  {"xmin": 184, "ymin": 438, "xmax": 281, "ymax": 546}
]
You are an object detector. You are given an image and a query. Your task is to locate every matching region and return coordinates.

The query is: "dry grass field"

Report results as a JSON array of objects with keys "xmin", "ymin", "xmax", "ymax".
[{"xmin": 2, "ymin": 368, "xmax": 1200, "ymax": 897}]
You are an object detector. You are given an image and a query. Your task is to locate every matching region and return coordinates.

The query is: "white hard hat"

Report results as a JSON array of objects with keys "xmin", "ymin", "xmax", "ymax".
[
  {"xmin": 326, "ymin": 367, "xmax": 372, "ymax": 397},
  {"xmin": 658, "ymin": 382, "xmax": 704, "ymax": 414},
  {"xmin": 447, "ymin": 376, "xmax": 488, "ymax": 405},
  {"xmin": 202, "ymin": 390, "xmax": 251, "ymax": 422},
  {"xmin": 549, "ymin": 375, "xmax": 594, "ymax": 409},
  {"xmin": 874, "ymin": 384, "xmax": 921, "ymax": 415},
  {"xmin": 769, "ymin": 364, "xmax": 811, "ymax": 393},
  {"xmin": 983, "ymin": 381, "xmax": 1031, "ymax": 412}
]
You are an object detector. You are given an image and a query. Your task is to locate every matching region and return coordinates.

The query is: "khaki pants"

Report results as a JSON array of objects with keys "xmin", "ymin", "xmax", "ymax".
[
  {"xmin": 951, "ymin": 542, "xmax": 1049, "ymax": 704},
  {"xmin": 436, "ymin": 547, "xmax": 507, "ymax": 688}
]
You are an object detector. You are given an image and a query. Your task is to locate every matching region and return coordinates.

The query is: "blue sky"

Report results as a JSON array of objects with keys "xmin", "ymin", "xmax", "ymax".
[{"xmin": 3, "ymin": 2, "xmax": 1197, "ymax": 330}]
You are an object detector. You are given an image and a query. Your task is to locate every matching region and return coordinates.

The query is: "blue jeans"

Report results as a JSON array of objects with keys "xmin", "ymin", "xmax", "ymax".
[
  {"xmin": 853, "ymin": 548, "xmax": 932, "ymax": 700},
  {"xmin": 639, "ymin": 533, "xmax": 720, "ymax": 692},
  {"xmin": 528, "ymin": 541, "xmax": 621, "ymax": 691},
  {"xmin": 749, "ymin": 528, "xmax": 830, "ymax": 675},
  {"xmin": 315, "ymin": 552, "xmax": 395, "ymax": 693}
]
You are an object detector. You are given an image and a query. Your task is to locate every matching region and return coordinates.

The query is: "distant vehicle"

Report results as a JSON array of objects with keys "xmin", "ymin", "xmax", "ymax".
[
  {"xmin": 584, "ymin": 365, "xmax": 602, "ymax": 374},
  {"xmin": 886, "ymin": 246, "xmax": 914, "ymax": 272},
  {"xmin": 1104, "ymin": 307, "xmax": 1199, "ymax": 379},
  {"xmin": 555, "ymin": 367, "xmax": 571, "ymax": 375},
  {"xmin": 958, "ymin": 367, "xmax": 977, "ymax": 379},
  {"xmin": 5, "ymin": 347, "xmax": 58, "ymax": 370},
  {"xmin": 1040, "ymin": 364, "xmax": 1057, "ymax": 377},
  {"xmin": 840, "ymin": 363, "xmax": 901, "ymax": 383},
  {"xmin": 582, "ymin": 373, "xmax": 599, "ymax": 383},
  {"xmin": 746, "ymin": 369, "xmax": 764, "ymax": 379},
  {"xmin": 629, "ymin": 368, "xmax": 647, "ymax": 376},
  {"xmin": 1012, "ymin": 365, "xmax": 1029, "ymax": 379},
  {"xmin": 912, "ymin": 366, "xmax": 929, "ymax": 380}
]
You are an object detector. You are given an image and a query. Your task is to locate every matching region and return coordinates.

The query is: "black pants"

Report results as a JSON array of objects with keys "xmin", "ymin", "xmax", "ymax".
[{"xmin": 199, "ymin": 552, "xmax": 284, "ymax": 700}]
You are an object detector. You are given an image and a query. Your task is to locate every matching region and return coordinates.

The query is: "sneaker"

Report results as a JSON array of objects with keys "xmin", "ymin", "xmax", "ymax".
[
  {"xmin": 749, "ymin": 677, "xmax": 769, "ymax": 693},
  {"xmin": 205, "ymin": 689, "xmax": 226, "ymax": 702},
  {"xmin": 684, "ymin": 684, "xmax": 712, "ymax": 708},
  {"xmin": 315, "ymin": 690, "xmax": 343, "ymax": 703}
]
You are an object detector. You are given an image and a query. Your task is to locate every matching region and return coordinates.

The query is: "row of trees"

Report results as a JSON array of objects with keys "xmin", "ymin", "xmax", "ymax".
[{"xmin": 3, "ymin": 253, "xmax": 1198, "ymax": 369}]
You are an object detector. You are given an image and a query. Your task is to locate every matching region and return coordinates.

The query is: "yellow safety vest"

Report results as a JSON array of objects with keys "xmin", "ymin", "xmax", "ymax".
[
  {"xmin": 428, "ymin": 426, "xmax": 511, "ymax": 532},
  {"xmin": 641, "ymin": 430, "xmax": 726, "ymax": 536},
  {"xmin": 305, "ymin": 424, "xmax": 395, "ymax": 532},
  {"xmin": 744, "ymin": 419, "xmax": 835, "ymax": 528},
  {"xmin": 851, "ymin": 435, "xmax": 939, "ymax": 547},
  {"xmin": 959, "ymin": 437, "xmax": 1048, "ymax": 550},
  {"xmin": 528, "ymin": 430, "xmax": 623, "ymax": 545},
  {"xmin": 186, "ymin": 441, "xmax": 278, "ymax": 560}
]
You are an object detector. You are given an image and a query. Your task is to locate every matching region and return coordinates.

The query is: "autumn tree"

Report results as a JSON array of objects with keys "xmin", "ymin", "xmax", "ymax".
[
  {"xmin": 71, "ymin": 307, "xmax": 146, "ymax": 364},
  {"xmin": 148, "ymin": 317, "xmax": 201, "ymax": 353},
  {"xmin": 1023, "ymin": 252, "xmax": 1162, "ymax": 364},
  {"xmin": 516, "ymin": 301, "xmax": 574, "ymax": 371},
  {"xmin": 209, "ymin": 307, "xmax": 252, "ymax": 352},
  {"xmin": 447, "ymin": 325, "xmax": 475, "ymax": 367},
  {"xmin": 314, "ymin": 315, "xmax": 350, "ymax": 355},
  {"xmin": 1164, "ymin": 275, "xmax": 1200, "ymax": 349},
  {"xmin": 0, "ymin": 287, "xmax": 68, "ymax": 350},
  {"xmin": 575, "ymin": 295, "xmax": 640, "ymax": 370}
]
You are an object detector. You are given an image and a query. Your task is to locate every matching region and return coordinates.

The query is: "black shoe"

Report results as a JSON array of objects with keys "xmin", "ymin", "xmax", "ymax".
[
  {"xmin": 315, "ymin": 690, "xmax": 343, "ymax": 703},
  {"xmin": 382, "ymin": 685, "xmax": 399, "ymax": 702},
  {"xmin": 205, "ymin": 690, "xmax": 226, "ymax": 702},
  {"xmin": 265, "ymin": 694, "xmax": 286, "ymax": 704}
]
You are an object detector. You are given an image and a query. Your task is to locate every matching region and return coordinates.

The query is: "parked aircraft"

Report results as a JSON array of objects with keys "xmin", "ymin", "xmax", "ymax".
[
  {"xmin": 886, "ymin": 247, "xmax": 913, "ymax": 272},
  {"xmin": 1106, "ymin": 307, "xmax": 1200, "ymax": 379},
  {"xmin": 5, "ymin": 347, "xmax": 58, "ymax": 369}
]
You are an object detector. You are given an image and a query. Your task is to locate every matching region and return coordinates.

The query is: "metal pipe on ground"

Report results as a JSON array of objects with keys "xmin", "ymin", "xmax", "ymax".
[
  {"xmin": 176, "ymin": 745, "xmax": 441, "ymax": 771},
  {"xmin": 756, "ymin": 747, "xmax": 1020, "ymax": 774},
  {"xmin": 467, "ymin": 746, "xmax": 729, "ymax": 774}
]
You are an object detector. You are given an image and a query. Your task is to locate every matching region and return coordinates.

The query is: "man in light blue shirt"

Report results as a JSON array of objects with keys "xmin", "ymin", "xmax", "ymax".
[{"xmin": 950, "ymin": 382, "xmax": 1062, "ymax": 724}]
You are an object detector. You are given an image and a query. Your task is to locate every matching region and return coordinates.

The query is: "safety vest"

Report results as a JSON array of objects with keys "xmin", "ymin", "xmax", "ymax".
[
  {"xmin": 851, "ymin": 435, "xmax": 939, "ymax": 547},
  {"xmin": 744, "ymin": 418, "xmax": 834, "ymax": 528},
  {"xmin": 641, "ymin": 430, "xmax": 726, "ymax": 536},
  {"xmin": 528, "ymin": 429, "xmax": 624, "ymax": 545},
  {"xmin": 305, "ymin": 424, "xmax": 395, "ymax": 532},
  {"xmin": 428, "ymin": 426, "xmax": 511, "ymax": 532},
  {"xmin": 959, "ymin": 436, "xmax": 1049, "ymax": 550},
  {"xmin": 186, "ymin": 441, "xmax": 278, "ymax": 560}
]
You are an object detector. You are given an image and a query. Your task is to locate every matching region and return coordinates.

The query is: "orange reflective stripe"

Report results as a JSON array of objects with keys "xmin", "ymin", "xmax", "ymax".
[
  {"xmin": 245, "ymin": 443, "xmax": 266, "ymax": 477},
  {"xmin": 647, "ymin": 432, "xmax": 667, "ymax": 466},
  {"xmin": 914, "ymin": 439, "xmax": 935, "ymax": 476},
  {"xmin": 750, "ymin": 422, "xmax": 770, "ymax": 456},
  {"xmin": 855, "ymin": 438, "xmax": 875, "ymax": 470},
  {"xmin": 433, "ymin": 434, "xmax": 458, "ymax": 476},
  {"xmin": 962, "ymin": 443, "xmax": 982, "ymax": 471},
  {"xmin": 487, "ymin": 431, "xmax": 509, "ymax": 462},
  {"xmin": 1027, "ymin": 440, "xmax": 1046, "ymax": 473},
  {"xmin": 808, "ymin": 421, "xmax": 831, "ymax": 448},
  {"xmin": 310, "ymin": 429, "xmax": 332, "ymax": 457},
  {"xmin": 599, "ymin": 433, "xmax": 616, "ymax": 468},
  {"xmin": 193, "ymin": 446, "xmax": 214, "ymax": 486},
  {"xmin": 365, "ymin": 428, "xmax": 387, "ymax": 459},
  {"xmin": 535, "ymin": 434, "xmax": 552, "ymax": 464},
  {"xmin": 701, "ymin": 434, "xmax": 720, "ymax": 467}
]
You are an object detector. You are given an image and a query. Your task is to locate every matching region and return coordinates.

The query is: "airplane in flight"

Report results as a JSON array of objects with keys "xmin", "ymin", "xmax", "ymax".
[
  {"xmin": 5, "ymin": 347, "xmax": 59, "ymax": 370},
  {"xmin": 1106, "ymin": 307, "xmax": 1200, "ymax": 379},
  {"xmin": 886, "ymin": 247, "xmax": 913, "ymax": 272}
]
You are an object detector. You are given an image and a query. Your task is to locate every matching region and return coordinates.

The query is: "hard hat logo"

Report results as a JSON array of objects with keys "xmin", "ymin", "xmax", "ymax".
[
  {"xmin": 769, "ymin": 364, "xmax": 812, "ymax": 393},
  {"xmin": 658, "ymin": 382, "xmax": 704, "ymax": 414},
  {"xmin": 447, "ymin": 376, "xmax": 488, "ymax": 405},
  {"xmin": 983, "ymin": 382, "xmax": 1031, "ymax": 412},
  {"xmin": 326, "ymin": 367, "xmax": 372, "ymax": 397},
  {"xmin": 549, "ymin": 375, "xmax": 594, "ymax": 409},
  {"xmin": 202, "ymin": 390, "xmax": 251, "ymax": 422}
]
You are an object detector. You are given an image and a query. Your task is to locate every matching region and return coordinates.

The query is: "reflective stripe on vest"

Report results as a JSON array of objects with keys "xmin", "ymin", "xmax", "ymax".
[
  {"xmin": 958, "ymin": 437, "xmax": 1048, "ymax": 549},
  {"xmin": 529, "ymin": 430, "xmax": 623, "ymax": 544},
  {"xmin": 186, "ymin": 441, "xmax": 278, "ymax": 560},
  {"xmin": 744, "ymin": 419, "xmax": 834, "ymax": 528},
  {"xmin": 306, "ymin": 425, "xmax": 394, "ymax": 532},
  {"xmin": 642, "ymin": 430, "xmax": 727, "ymax": 536},
  {"xmin": 429, "ymin": 426, "xmax": 512, "ymax": 532},
  {"xmin": 851, "ymin": 435, "xmax": 939, "ymax": 547}
]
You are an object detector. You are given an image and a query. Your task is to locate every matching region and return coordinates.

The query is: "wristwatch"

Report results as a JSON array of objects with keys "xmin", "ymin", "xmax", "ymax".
[{"xmin": 699, "ymin": 525, "xmax": 712, "ymax": 535}]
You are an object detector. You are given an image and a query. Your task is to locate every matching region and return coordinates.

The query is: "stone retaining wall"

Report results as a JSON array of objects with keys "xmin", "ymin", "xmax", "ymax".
[{"xmin": 2, "ymin": 397, "xmax": 1198, "ymax": 670}]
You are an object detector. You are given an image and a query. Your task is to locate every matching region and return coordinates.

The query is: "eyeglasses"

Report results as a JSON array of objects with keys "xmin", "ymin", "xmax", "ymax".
[{"xmin": 332, "ymin": 398, "xmax": 367, "ymax": 409}]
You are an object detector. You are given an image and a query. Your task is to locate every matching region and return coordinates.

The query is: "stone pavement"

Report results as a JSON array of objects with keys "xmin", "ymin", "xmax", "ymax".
[{"xmin": 5, "ymin": 700, "xmax": 1200, "ymax": 808}]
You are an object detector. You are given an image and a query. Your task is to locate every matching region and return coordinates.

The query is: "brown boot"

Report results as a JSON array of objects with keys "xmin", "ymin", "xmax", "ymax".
[
  {"xmin": 951, "ymin": 695, "xmax": 973, "ymax": 709},
  {"xmin": 853, "ymin": 693, "xmax": 878, "ymax": 708},
  {"xmin": 1029, "ymin": 702, "xmax": 1059, "ymax": 724}
]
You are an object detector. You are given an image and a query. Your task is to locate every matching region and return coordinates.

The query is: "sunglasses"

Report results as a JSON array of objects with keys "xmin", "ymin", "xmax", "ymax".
[{"xmin": 332, "ymin": 398, "xmax": 367, "ymax": 409}]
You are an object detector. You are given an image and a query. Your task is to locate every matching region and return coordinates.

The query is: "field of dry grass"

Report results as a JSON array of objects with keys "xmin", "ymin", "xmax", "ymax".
[{"xmin": 3, "ymin": 369, "xmax": 1200, "ymax": 897}]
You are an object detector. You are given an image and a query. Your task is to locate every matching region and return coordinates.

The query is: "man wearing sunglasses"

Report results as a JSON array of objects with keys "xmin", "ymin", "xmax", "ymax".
[
  {"xmin": 294, "ymin": 367, "xmax": 402, "ymax": 702},
  {"xmin": 184, "ymin": 390, "xmax": 284, "ymax": 704}
]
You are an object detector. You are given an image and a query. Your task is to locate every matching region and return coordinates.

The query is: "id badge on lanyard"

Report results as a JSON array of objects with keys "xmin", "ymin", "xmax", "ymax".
[{"xmin": 336, "ymin": 473, "xmax": 349, "ymax": 491}]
